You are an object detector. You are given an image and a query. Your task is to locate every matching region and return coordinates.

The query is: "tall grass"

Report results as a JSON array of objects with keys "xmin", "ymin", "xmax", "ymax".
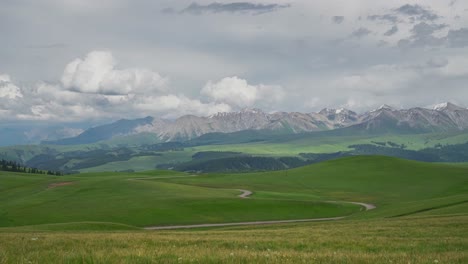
[{"xmin": 0, "ymin": 216, "xmax": 466, "ymax": 263}]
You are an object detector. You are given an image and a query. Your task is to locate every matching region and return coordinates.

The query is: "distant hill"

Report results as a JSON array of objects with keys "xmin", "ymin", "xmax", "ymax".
[{"xmin": 43, "ymin": 117, "xmax": 154, "ymax": 145}]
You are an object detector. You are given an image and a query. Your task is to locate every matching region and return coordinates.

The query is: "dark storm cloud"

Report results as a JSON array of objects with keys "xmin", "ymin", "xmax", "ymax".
[
  {"xmin": 394, "ymin": 4, "xmax": 439, "ymax": 21},
  {"xmin": 181, "ymin": 2, "xmax": 291, "ymax": 15},
  {"xmin": 384, "ymin": 25, "xmax": 399, "ymax": 36},
  {"xmin": 332, "ymin": 16, "xmax": 344, "ymax": 24},
  {"xmin": 350, "ymin": 27, "xmax": 372, "ymax": 38}
]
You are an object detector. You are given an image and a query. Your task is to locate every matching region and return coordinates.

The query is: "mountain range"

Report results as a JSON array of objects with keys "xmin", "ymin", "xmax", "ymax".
[{"xmin": 44, "ymin": 102, "xmax": 468, "ymax": 145}]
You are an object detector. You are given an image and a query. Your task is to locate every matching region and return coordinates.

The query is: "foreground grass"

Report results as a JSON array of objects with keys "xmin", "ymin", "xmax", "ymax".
[{"xmin": 0, "ymin": 215, "xmax": 466, "ymax": 263}]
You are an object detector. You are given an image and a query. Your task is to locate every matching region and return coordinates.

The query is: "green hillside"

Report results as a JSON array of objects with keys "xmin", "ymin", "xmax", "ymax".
[
  {"xmin": 1, "ymin": 156, "xmax": 467, "ymax": 263},
  {"xmin": 0, "ymin": 170, "xmax": 358, "ymax": 228},
  {"xmin": 1, "ymin": 156, "xmax": 467, "ymax": 229},
  {"xmin": 159, "ymin": 156, "xmax": 468, "ymax": 218}
]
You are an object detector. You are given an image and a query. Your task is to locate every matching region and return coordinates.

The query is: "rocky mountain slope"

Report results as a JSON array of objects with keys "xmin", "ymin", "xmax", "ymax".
[{"xmin": 46, "ymin": 103, "xmax": 468, "ymax": 145}]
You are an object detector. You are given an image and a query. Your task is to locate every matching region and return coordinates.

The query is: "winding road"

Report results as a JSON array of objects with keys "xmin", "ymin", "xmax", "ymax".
[
  {"xmin": 144, "ymin": 189, "xmax": 376, "ymax": 230},
  {"xmin": 238, "ymin": 189, "xmax": 253, "ymax": 198}
]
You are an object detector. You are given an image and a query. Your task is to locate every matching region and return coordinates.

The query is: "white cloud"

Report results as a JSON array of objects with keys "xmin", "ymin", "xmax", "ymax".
[
  {"xmin": 0, "ymin": 51, "xmax": 238, "ymax": 121},
  {"xmin": 0, "ymin": 74, "xmax": 23, "ymax": 99},
  {"xmin": 135, "ymin": 94, "xmax": 232, "ymax": 118},
  {"xmin": 61, "ymin": 50, "xmax": 168, "ymax": 95},
  {"xmin": 201, "ymin": 76, "xmax": 284, "ymax": 108}
]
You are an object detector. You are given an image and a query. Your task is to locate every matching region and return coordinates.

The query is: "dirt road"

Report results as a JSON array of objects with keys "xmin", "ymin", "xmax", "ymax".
[{"xmin": 144, "ymin": 189, "xmax": 376, "ymax": 230}]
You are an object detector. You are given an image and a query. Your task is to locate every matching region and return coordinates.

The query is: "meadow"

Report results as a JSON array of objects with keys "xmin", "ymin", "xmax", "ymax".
[
  {"xmin": 2, "ymin": 130, "xmax": 468, "ymax": 173},
  {"xmin": 0, "ymin": 216, "xmax": 466, "ymax": 263},
  {"xmin": 0, "ymin": 156, "xmax": 467, "ymax": 263}
]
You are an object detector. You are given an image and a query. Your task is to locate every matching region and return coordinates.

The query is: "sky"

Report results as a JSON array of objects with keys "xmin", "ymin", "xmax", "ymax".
[{"xmin": 0, "ymin": 0, "xmax": 467, "ymax": 122}]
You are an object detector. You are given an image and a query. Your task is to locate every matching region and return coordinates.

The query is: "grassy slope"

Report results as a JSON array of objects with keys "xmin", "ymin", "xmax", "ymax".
[
  {"xmin": 78, "ymin": 151, "xmax": 195, "ymax": 173},
  {"xmin": 160, "ymin": 156, "xmax": 468, "ymax": 218},
  {"xmin": 0, "ymin": 216, "xmax": 466, "ymax": 263},
  {"xmin": 1, "ymin": 156, "xmax": 467, "ymax": 263},
  {"xmin": 0, "ymin": 170, "xmax": 358, "ymax": 228},
  {"xmin": 192, "ymin": 132, "xmax": 468, "ymax": 155},
  {"xmin": 1, "ymin": 156, "xmax": 467, "ymax": 229}
]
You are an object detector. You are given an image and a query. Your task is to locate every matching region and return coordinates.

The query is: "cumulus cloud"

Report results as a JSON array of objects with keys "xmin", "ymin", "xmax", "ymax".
[
  {"xmin": 0, "ymin": 51, "xmax": 288, "ymax": 121},
  {"xmin": 0, "ymin": 74, "xmax": 23, "ymax": 99},
  {"xmin": 201, "ymin": 76, "xmax": 284, "ymax": 108},
  {"xmin": 61, "ymin": 50, "xmax": 168, "ymax": 95},
  {"xmin": 134, "ymin": 95, "xmax": 232, "ymax": 118},
  {"xmin": 181, "ymin": 2, "xmax": 290, "ymax": 15}
]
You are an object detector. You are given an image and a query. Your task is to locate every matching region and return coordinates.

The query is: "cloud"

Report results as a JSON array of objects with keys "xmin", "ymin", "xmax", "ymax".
[
  {"xmin": 4, "ymin": 78, "xmax": 233, "ymax": 121},
  {"xmin": 201, "ymin": 76, "xmax": 284, "ymax": 108},
  {"xmin": 384, "ymin": 25, "xmax": 398, "ymax": 36},
  {"xmin": 332, "ymin": 64, "xmax": 419, "ymax": 96},
  {"xmin": 367, "ymin": 14, "xmax": 398, "ymax": 24},
  {"xmin": 447, "ymin": 28, "xmax": 468, "ymax": 47},
  {"xmin": 61, "ymin": 51, "xmax": 168, "ymax": 95},
  {"xmin": 426, "ymin": 57, "xmax": 449, "ymax": 68},
  {"xmin": 332, "ymin": 16, "xmax": 344, "ymax": 24},
  {"xmin": 181, "ymin": 2, "xmax": 290, "ymax": 15},
  {"xmin": 394, "ymin": 4, "xmax": 439, "ymax": 21},
  {"xmin": 350, "ymin": 27, "xmax": 372, "ymax": 38},
  {"xmin": 0, "ymin": 74, "xmax": 23, "ymax": 99},
  {"xmin": 397, "ymin": 22, "xmax": 447, "ymax": 48},
  {"xmin": 134, "ymin": 95, "xmax": 232, "ymax": 118},
  {"xmin": 0, "ymin": 52, "xmax": 289, "ymax": 121}
]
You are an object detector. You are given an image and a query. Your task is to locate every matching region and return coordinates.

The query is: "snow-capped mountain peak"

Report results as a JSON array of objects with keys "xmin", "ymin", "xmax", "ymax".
[
  {"xmin": 433, "ymin": 102, "xmax": 465, "ymax": 111},
  {"xmin": 377, "ymin": 104, "xmax": 396, "ymax": 111}
]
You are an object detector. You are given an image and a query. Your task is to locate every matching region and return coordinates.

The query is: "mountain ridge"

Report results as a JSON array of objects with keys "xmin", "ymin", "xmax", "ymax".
[{"xmin": 44, "ymin": 102, "xmax": 468, "ymax": 145}]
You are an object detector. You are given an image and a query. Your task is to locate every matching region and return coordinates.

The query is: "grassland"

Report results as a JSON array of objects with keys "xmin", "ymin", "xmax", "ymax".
[
  {"xmin": 192, "ymin": 132, "xmax": 468, "ymax": 155},
  {"xmin": 78, "ymin": 151, "xmax": 195, "ymax": 173},
  {"xmin": 80, "ymin": 131, "xmax": 468, "ymax": 171},
  {"xmin": 0, "ymin": 169, "xmax": 359, "ymax": 228},
  {"xmin": 0, "ymin": 156, "xmax": 467, "ymax": 263},
  {"xmin": 0, "ymin": 216, "xmax": 466, "ymax": 263},
  {"xmin": 158, "ymin": 156, "xmax": 468, "ymax": 218},
  {"xmin": 1, "ymin": 156, "xmax": 467, "ymax": 227},
  {"xmin": 2, "ymin": 131, "xmax": 468, "ymax": 173}
]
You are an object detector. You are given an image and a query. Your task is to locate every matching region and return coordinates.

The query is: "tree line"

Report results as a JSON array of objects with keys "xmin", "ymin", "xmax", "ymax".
[{"xmin": 0, "ymin": 159, "xmax": 63, "ymax": 176}]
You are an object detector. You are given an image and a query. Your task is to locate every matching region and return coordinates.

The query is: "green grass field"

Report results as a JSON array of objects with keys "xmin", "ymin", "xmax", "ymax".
[
  {"xmin": 0, "ymin": 156, "xmax": 467, "ymax": 263},
  {"xmin": 0, "ymin": 168, "xmax": 359, "ymax": 228},
  {"xmin": 3, "ymin": 131, "xmax": 468, "ymax": 173},
  {"xmin": 0, "ymin": 216, "xmax": 466, "ymax": 263},
  {"xmin": 192, "ymin": 132, "xmax": 468, "ymax": 155}
]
